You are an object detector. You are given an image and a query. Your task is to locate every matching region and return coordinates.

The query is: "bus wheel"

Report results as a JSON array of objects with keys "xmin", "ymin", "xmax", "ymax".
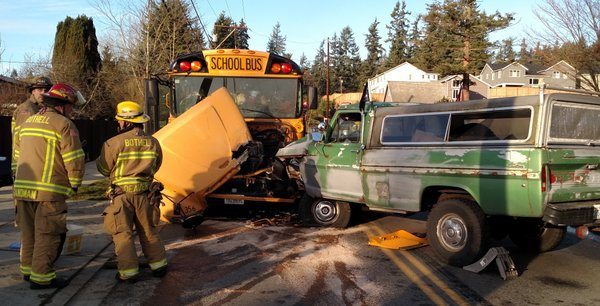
[
  {"xmin": 427, "ymin": 199, "xmax": 489, "ymax": 267},
  {"xmin": 509, "ymin": 219, "xmax": 566, "ymax": 253},
  {"xmin": 299, "ymin": 195, "xmax": 351, "ymax": 228}
]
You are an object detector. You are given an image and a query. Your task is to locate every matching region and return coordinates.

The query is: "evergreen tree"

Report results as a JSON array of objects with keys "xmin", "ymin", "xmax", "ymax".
[
  {"xmin": 235, "ymin": 19, "xmax": 250, "ymax": 49},
  {"xmin": 266, "ymin": 22, "xmax": 287, "ymax": 56},
  {"xmin": 310, "ymin": 40, "xmax": 328, "ymax": 94},
  {"xmin": 361, "ymin": 19, "xmax": 384, "ymax": 85},
  {"xmin": 331, "ymin": 27, "xmax": 361, "ymax": 92},
  {"xmin": 495, "ymin": 38, "xmax": 516, "ymax": 64},
  {"xmin": 519, "ymin": 38, "xmax": 532, "ymax": 63},
  {"xmin": 52, "ymin": 15, "xmax": 101, "ymax": 90},
  {"xmin": 385, "ymin": 0, "xmax": 411, "ymax": 69},
  {"xmin": 414, "ymin": 0, "xmax": 513, "ymax": 100},
  {"xmin": 213, "ymin": 12, "xmax": 236, "ymax": 48},
  {"xmin": 407, "ymin": 16, "xmax": 422, "ymax": 61},
  {"xmin": 138, "ymin": 0, "xmax": 203, "ymax": 77}
]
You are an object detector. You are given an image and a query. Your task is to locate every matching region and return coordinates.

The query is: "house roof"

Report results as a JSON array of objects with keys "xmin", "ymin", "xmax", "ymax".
[
  {"xmin": 0, "ymin": 75, "xmax": 25, "ymax": 85},
  {"xmin": 438, "ymin": 74, "xmax": 493, "ymax": 87},
  {"xmin": 482, "ymin": 60, "xmax": 574, "ymax": 75},
  {"xmin": 538, "ymin": 60, "xmax": 576, "ymax": 72},
  {"xmin": 369, "ymin": 61, "xmax": 437, "ymax": 81}
]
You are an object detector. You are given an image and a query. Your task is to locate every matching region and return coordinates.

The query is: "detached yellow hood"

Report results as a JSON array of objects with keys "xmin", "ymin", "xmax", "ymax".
[{"xmin": 153, "ymin": 87, "xmax": 252, "ymax": 222}]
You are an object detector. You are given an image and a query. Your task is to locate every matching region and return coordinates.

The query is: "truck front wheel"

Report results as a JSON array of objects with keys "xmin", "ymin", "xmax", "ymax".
[
  {"xmin": 427, "ymin": 199, "xmax": 489, "ymax": 267},
  {"xmin": 299, "ymin": 195, "xmax": 351, "ymax": 228},
  {"xmin": 509, "ymin": 219, "xmax": 566, "ymax": 252}
]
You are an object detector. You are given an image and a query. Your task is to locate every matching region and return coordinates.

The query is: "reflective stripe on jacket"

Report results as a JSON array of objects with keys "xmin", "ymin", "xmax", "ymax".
[
  {"xmin": 96, "ymin": 127, "xmax": 162, "ymax": 193},
  {"xmin": 11, "ymin": 98, "xmax": 40, "ymax": 172},
  {"xmin": 13, "ymin": 107, "xmax": 85, "ymax": 201}
]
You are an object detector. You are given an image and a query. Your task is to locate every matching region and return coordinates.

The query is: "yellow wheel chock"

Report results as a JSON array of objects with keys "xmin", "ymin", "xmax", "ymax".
[{"xmin": 368, "ymin": 230, "xmax": 428, "ymax": 250}]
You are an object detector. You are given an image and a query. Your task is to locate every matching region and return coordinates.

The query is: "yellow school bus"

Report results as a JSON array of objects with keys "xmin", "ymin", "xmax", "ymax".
[{"xmin": 147, "ymin": 49, "xmax": 317, "ymax": 226}]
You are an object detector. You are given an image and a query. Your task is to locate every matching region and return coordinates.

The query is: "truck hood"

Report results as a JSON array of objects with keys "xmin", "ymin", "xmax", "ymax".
[
  {"xmin": 153, "ymin": 87, "xmax": 252, "ymax": 222},
  {"xmin": 276, "ymin": 136, "xmax": 312, "ymax": 158}
]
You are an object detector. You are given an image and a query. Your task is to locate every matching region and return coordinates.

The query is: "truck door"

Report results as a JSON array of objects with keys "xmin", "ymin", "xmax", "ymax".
[{"xmin": 303, "ymin": 111, "xmax": 364, "ymax": 202}]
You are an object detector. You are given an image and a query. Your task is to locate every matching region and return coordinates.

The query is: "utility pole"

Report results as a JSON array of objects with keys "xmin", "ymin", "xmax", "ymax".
[
  {"xmin": 339, "ymin": 78, "xmax": 343, "ymax": 94},
  {"xmin": 326, "ymin": 37, "xmax": 330, "ymax": 120},
  {"xmin": 214, "ymin": 24, "xmax": 247, "ymax": 49}
]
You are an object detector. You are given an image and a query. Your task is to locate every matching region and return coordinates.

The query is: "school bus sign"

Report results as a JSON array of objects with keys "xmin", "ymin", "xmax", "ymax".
[{"xmin": 204, "ymin": 51, "xmax": 269, "ymax": 75}]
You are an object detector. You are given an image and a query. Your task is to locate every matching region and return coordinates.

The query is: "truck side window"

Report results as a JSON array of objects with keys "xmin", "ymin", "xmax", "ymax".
[
  {"xmin": 330, "ymin": 113, "xmax": 362, "ymax": 143},
  {"xmin": 381, "ymin": 114, "xmax": 449, "ymax": 143},
  {"xmin": 449, "ymin": 108, "xmax": 532, "ymax": 142}
]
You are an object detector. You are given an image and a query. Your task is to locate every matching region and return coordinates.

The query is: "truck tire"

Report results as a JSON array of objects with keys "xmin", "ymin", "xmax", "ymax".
[
  {"xmin": 299, "ymin": 195, "xmax": 351, "ymax": 228},
  {"xmin": 426, "ymin": 199, "xmax": 489, "ymax": 267},
  {"xmin": 509, "ymin": 219, "xmax": 566, "ymax": 253}
]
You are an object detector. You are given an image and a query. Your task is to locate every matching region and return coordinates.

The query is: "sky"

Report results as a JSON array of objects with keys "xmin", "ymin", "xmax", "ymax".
[{"xmin": 0, "ymin": 0, "xmax": 542, "ymax": 75}]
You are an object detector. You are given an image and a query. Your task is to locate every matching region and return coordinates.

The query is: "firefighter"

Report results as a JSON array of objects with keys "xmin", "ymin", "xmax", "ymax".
[
  {"xmin": 11, "ymin": 76, "xmax": 53, "ymax": 173},
  {"xmin": 96, "ymin": 101, "xmax": 167, "ymax": 283},
  {"xmin": 13, "ymin": 83, "xmax": 86, "ymax": 289}
]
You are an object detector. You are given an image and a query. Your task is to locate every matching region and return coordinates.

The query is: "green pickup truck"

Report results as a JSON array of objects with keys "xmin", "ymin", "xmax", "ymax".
[{"xmin": 278, "ymin": 90, "xmax": 600, "ymax": 266}]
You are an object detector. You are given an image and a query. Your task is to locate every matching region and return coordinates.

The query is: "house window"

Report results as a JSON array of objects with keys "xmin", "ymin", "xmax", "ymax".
[
  {"xmin": 553, "ymin": 71, "xmax": 561, "ymax": 79},
  {"xmin": 452, "ymin": 80, "xmax": 461, "ymax": 88},
  {"xmin": 529, "ymin": 78, "xmax": 540, "ymax": 86},
  {"xmin": 492, "ymin": 73, "xmax": 495, "ymax": 80},
  {"xmin": 452, "ymin": 89, "xmax": 460, "ymax": 101},
  {"xmin": 409, "ymin": 74, "xmax": 412, "ymax": 80},
  {"xmin": 422, "ymin": 75, "xmax": 425, "ymax": 79},
  {"xmin": 509, "ymin": 70, "xmax": 521, "ymax": 77},
  {"xmin": 486, "ymin": 74, "xmax": 489, "ymax": 80},
  {"xmin": 498, "ymin": 71, "xmax": 502, "ymax": 78}
]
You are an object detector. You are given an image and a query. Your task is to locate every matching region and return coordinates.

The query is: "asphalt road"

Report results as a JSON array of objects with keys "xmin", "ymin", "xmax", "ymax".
[{"xmin": 72, "ymin": 207, "xmax": 599, "ymax": 306}]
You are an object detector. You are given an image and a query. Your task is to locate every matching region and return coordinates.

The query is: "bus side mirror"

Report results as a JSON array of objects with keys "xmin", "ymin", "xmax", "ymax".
[{"xmin": 307, "ymin": 86, "xmax": 318, "ymax": 109}]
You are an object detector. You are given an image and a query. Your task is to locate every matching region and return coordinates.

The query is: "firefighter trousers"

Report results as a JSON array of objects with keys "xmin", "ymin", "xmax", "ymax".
[
  {"xmin": 16, "ymin": 200, "xmax": 67, "ymax": 284},
  {"xmin": 103, "ymin": 192, "xmax": 167, "ymax": 279}
]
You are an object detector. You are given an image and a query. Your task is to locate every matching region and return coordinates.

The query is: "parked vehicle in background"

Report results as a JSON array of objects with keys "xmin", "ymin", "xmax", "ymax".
[{"xmin": 278, "ymin": 87, "xmax": 600, "ymax": 266}]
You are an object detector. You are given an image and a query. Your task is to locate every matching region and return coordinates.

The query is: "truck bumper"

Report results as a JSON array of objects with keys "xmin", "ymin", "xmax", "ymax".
[{"xmin": 543, "ymin": 201, "xmax": 600, "ymax": 226}]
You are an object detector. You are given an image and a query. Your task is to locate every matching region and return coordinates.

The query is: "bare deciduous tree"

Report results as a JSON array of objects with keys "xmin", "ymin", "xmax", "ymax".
[{"xmin": 532, "ymin": 0, "xmax": 600, "ymax": 91}]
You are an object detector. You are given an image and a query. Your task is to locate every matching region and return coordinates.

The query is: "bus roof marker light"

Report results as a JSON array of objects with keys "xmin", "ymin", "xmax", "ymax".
[
  {"xmin": 271, "ymin": 63, "xmax": 282, "ymax": 74},
  {"xmin": 191, "ymin": 60, "xmax": 202, "ymax": 71},
  {"xmin": 179, "ymin": 61, "xmax": 191, "ymax": 72},
  {"xmin": 281, "ymin": 63, "xmax": 292, "ymax": 74}
]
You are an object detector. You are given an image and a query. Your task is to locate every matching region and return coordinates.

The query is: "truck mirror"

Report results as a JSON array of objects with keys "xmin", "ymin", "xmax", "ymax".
[
  {"xmin": 308, "ymin": 86, "xmax": 318, "ymax": 109},
  {"xmin": 311, "ymin": 131, "xmax": 323, "ymax": 142}
]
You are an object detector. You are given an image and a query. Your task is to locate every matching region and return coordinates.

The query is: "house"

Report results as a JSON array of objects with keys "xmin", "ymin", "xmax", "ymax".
[
  {"xmin": 0, "ymin": 75, "xmax": 27, "ymax": 116},
  {"xmin": 383, "ymin": 74, "xmax": 490, "ymax": 103},
  {"xmin": 438, "ymin": 74, "xmax": 490, "ymax": 101},
  {"xmin": 479, "ymin": 60, "xmax": 576, "ymax": 89},
  {"xmin": 368, "ymin": 62, "xmax": 439, "ymax": 97}
]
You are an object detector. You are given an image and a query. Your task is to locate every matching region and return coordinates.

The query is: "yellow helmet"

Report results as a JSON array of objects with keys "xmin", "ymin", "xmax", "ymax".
[{"xmin": 115, "ymin": 101, "xmax": 150, "ymax": 123}]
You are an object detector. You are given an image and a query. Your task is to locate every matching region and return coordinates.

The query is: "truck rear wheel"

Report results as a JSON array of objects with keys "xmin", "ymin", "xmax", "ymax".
[
  {"xmin": 427, "ymin": 199, "xmax": 489, "ymax": 267},
  {"xmin": 299, "ymin": 195, "xmax": 351, "ymax": 228},
  {"xmin": 509, "ymin": 219, "xmax": 566, "ymax": 252}
]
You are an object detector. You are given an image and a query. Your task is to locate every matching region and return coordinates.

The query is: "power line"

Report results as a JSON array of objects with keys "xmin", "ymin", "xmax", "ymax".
[
  {"xmin": 241, "ymin": 0, "xmax": 246, "ymax": 21},
  {"xmin": 190, "ymin": 0, "xmax": 213, "ymax": 47},
  {"xmin": 225, "ymin": 0, "xmax": 232, "ymax": 20},
  {"xmin": 205, "ymin": 0, "xmax": 218, "ymax": 19}
]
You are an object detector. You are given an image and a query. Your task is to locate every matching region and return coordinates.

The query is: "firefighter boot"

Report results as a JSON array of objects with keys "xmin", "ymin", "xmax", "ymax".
[
  {"xmin": 152, "ymin": 266, "xmax": 167, "ymax": 278},
  {"xmin": 30, "ymin": 277, "xmax": 69, "ymax": 290},
  {"xmin": 115, "ymin": 272, "xmax": 139, "ymax": 284}
]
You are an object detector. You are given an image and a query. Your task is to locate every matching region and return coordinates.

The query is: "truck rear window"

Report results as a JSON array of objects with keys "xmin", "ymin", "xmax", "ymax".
[
  {"xmin": 448, "ymin": 108, "xmax": 532, "ymax": 142},
  {"xmin": 549, "ymin": 102, "xmax": 600, "ymax": 144},
  {"xmin": 380, "ymin": 107, "xmax": 532, "ymax": 144}
]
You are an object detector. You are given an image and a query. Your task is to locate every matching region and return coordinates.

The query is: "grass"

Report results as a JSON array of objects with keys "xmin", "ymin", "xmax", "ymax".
[{"xmin": 70, "ymin": 178, "xmax": 110, "ymax": 200}]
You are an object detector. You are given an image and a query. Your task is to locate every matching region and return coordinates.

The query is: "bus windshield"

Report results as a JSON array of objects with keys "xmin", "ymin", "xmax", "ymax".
[{"xmin": 174, "ymin": 76, "xmax": 301, "ymax": 119}]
